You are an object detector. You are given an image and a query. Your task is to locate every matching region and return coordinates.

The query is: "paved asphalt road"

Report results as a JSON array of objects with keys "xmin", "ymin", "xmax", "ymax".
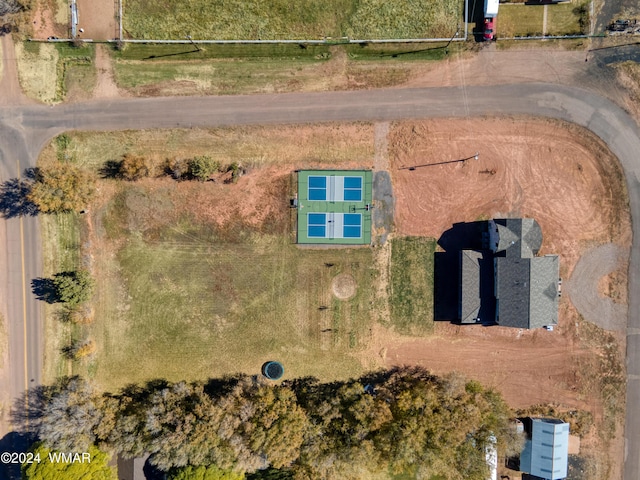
[{"xmin": 1, "ymin": 84, "xmax": 640, "ymax": 477}]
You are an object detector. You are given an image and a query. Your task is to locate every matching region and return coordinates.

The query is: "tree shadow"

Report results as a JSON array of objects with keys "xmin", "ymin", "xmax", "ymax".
[
  {"xmin": 0, "ymin": 432, "xmax": 33, "ymax": 480},
  {"xmin": 9, "ymin": 385, "xmax": 54, "ymax": 436},
  {"xmin": 99, "ymin": 159, "xmax": 122, "ymax": 179},
  {"xmin": 0, "ymin": 177, "xmax": 38, "ymax": 218},
  {"xmin": 31, "ymin": 277, "xmax": 58, "ymax": 303}
]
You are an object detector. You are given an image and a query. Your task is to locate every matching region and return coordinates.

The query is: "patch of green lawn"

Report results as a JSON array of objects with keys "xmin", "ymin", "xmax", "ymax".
[
  {"xmin": 547, "ymin": 3, "xmax": 587, "ymax": 35},
  {"xmin": 387, "ymin": 236, "xmax": 435, "ymax": 335},
  {"xmin": 113, "ymin": 56, "xmax": 328, "ymax": 95},
  {"xmin": 112, "ymin": 43, "xmax": 331, "ymax": 95},
  {"xmin": 110, "ymin": 42, "xmax": 457, "ymax": 95},
  {"xmin": 497, "ymin": 4, "xmax": 545, "ymax": 37}
]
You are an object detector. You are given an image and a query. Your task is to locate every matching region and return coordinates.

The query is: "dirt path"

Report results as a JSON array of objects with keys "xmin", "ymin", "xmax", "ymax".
[
  {"xmin": 373, "ymin": 122, "xmax": 389, "ymax": 171},
  {"xmin": 566, "ymin": 243, "xmax": 629, "ymax": 332},
  {"xmin": 92, "ymin": 44, "xmax": 122, "ymax": 99}
]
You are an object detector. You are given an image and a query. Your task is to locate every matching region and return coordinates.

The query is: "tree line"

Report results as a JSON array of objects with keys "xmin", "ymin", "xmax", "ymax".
[{"xmin": 19, "ymin": 367, "xmax": 522, "ymax": 480}]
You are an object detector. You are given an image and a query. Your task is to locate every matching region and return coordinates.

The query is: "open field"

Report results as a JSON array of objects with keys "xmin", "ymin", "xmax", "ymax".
[
  {"xmin": 123, "ymin": 0, "xmax": 463, "ymax": 40},
  {"xmin": 547, "ymin": 2, "xmax": 588, "ymax": 35},
  {"xmin": 37, "ymin": 123, "xmax": 388, "ymax": 389},
  {"xmin": 96, "ymin": 204, "xmax": 377, "ymax": 387},
  {"xmin": 110, "ymin": 43, "xmax": 454, "ymax": 96},
  {"xmin": 15, "ymin": 41, "xmax": 95, "ymax": 103},
  {"xmin": 497, "ymin": 4, "xmax": 545, "ymax": 37}
]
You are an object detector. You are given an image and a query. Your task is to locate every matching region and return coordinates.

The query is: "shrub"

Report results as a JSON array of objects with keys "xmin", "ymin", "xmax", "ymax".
[
  {"xmin": 69, "ymin": 304, "xmax": 94, "ymax": 324},
  {"xmin": 188, "ymin": 155, "xmax": 220, "ymax": 181},
  {"xmin": 119, "ymin": 154, "xmax": 150, "ymax": 181},
  {"xmin": 165, "ymin": 157, "xmax": 188, "ymax": 180},
  {"xmin": 28, "ymin": 164, "xmax": 95, "ymax": 213}
]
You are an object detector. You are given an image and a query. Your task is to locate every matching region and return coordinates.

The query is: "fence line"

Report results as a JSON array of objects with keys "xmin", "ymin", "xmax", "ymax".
[
  {"xmin": 499, "ymin": 34, "xmax": 590, "ymax": 40},
  {"xmin": 118, "ymin": 0, "xmax": 123, "ymax": 41},
  {"xmin": 117, "ymin": 37, "xmax": 467, "ymax": 45}
]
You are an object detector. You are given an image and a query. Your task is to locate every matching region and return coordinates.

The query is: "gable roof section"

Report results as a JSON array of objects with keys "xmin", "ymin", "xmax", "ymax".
[
  {"xmin": 495, "ymin": 256, "xmax": 531, "ymax": 328},
  {"xmin": 494, "ymin": 218, "xmax": 542, "ymax": 259},
  {"xmin": 460, "ymin": 250, "xmax": 482, "ymax": 323},
  {"xmin": 529, "ymin": 255, "xmax": 560, "ymax": 329},
  {"xmin": 521, "ymin": 419, "xmax": 569, "ymax": 480},
  {"xmin": 496, "ymin": 255, "xmax": 559, "ymax": 329}
]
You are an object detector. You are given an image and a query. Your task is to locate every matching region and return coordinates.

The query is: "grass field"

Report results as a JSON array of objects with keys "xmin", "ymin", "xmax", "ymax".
[
  {"xmin": 95, "ymin": 199, "xmax": 377, "ymax": 388},
  {"xmin": 497, "ymin": 4, "xmax": 545, "ymax": 37},
  {"xmin": 123, "ymin": 0, "xmax": 463, "ymax": 40},
  {"xmin": 40, "ymin": 212, "xmax": 83, "ymax": 383},
  {"xmin": 37, "ymin": 124, "xmax": 384, "ymax": 390},
  {"xmin": 110, "ymin": 42, "xmax": 452, "ymax": 95},
  {"xmin": 15, "ymin": 42, "xmax": 95, "ymax": 103},
  {"xmin": 547, "ymin": 3, "xmax": 587, "ymax": 35},
  {"xmin": 497, "ymin": 1, "xmax": 588, "ymax": 37},
  {"xmin": 388, "ymin": 236, "xmax": 435, "ymax": 335}
]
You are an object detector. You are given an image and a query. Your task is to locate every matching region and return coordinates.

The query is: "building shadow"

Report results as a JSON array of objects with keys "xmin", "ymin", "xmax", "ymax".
[
  {"xmin": 468, "ymin": 0, "xmax": 488, "ymax": 41},
  {"xmin": 434, "ymin": 221, "xmax": 496, "ymax": 323}
]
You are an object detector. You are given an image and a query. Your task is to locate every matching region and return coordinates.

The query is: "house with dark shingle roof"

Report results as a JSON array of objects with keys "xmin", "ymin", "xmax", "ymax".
[
  {"xmin": 490, "ymin": 219, "xmax": 559, "ymax": 329},
  {"xmin": 459, "ymin": 250, "xmax": 482, "ymax": 323},
  {"xmin": 458, "ymin": 218, "xmax": 559, "ymax": 329}
]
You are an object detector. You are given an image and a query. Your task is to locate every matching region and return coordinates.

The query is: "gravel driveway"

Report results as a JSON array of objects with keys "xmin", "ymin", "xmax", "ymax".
[{"xmin": 566, "ymin": 242, "xmax": 629, "ymax": 332}]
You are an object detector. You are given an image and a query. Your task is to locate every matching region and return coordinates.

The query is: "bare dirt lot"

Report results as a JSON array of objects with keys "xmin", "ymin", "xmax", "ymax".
[
  {"xmin": 390, "ymin": 117, "xmax": 631, "ymax": 278},
  {"xmin": 76, "ymin": 0, "xmax": 117, "ymax": 41}
]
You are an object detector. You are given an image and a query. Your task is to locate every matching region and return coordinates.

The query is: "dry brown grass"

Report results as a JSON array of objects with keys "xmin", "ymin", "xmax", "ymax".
[{"xmin": 15, "ymin": 41, "xmax": 58, "ymax": 103}]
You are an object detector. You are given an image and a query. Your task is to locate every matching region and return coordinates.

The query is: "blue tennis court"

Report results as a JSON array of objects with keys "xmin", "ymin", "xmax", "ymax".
[
  {"xmin": 307, "ymin": 213, "xmax": 362, "ymax": 239},
  {"xmin": 307, "ymin": 175, "xmax": 363, "ymax": 202},
  {"xmin": 308, "ymin": 176, "xmax": 327, "ymax": 201},
  {"xmin": 343, "ymin": 213, "xmax": 362, "ymax": 238},
  {"xmin": 307, "ymin": 213, "xmax": 326, "ymax": 237},
  {"xmin": 343, "ymin": 177, "xmax": 362, "ymax": 201}
]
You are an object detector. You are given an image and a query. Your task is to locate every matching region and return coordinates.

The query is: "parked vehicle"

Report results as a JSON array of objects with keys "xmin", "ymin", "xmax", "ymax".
[
  {"xmin": 484, "ymin": 17, "xmax": 496, "ymax": 41},
  {"xmin": 484, "ymin": 0, "xmax": 499, "ymax": 40}
]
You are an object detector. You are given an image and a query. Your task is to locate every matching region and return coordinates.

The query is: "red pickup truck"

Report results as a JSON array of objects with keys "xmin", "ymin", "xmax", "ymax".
[{"xmin": 484, "ymin": 17, "xmax": 496, "ymax": 41}]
